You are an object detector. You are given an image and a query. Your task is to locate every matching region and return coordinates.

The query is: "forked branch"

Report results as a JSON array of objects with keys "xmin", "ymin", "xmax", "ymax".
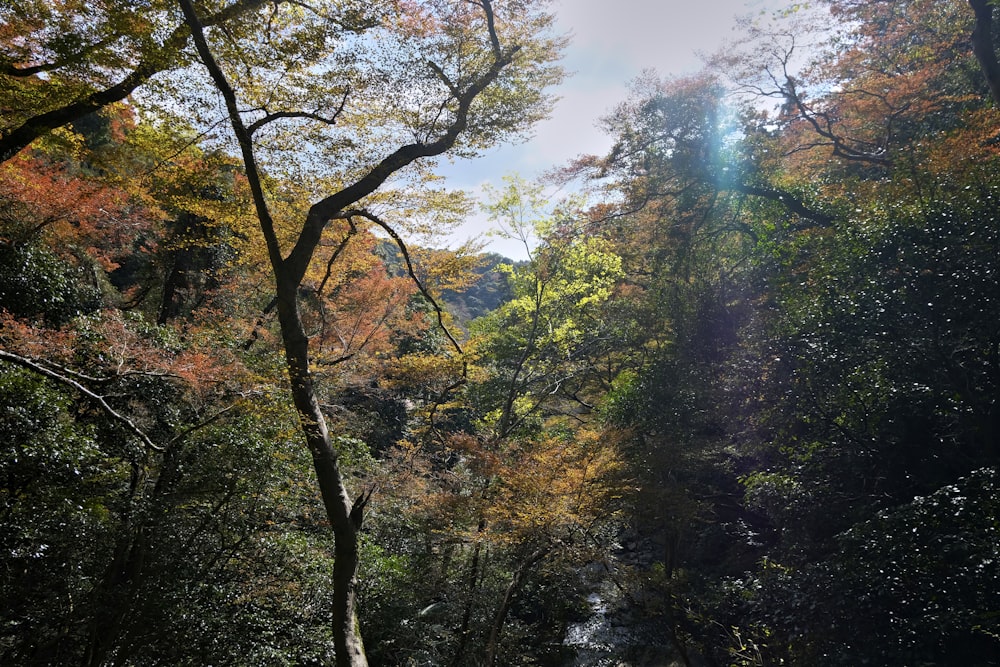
[{"xmin": 246, "ymin": 90, "xmax": 351, "ymax": 135}]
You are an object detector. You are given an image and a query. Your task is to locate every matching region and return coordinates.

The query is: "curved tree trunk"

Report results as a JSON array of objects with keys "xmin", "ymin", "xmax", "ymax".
[
  {"xmin": 176, "ymin": 1, "xmax": 532, "ymax": 663},
  {"xmin": 275, "ymin": 281, "xmax": 368, "ymax": 666}
]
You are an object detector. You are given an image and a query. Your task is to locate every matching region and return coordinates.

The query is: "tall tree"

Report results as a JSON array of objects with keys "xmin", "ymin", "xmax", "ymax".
[{"xmin": 175, "ymin": 0, "xmax": 563, "ymax": 663}]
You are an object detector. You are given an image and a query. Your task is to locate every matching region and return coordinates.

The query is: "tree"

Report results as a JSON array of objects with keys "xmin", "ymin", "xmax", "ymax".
[
  {"xmin": 0, "ymin": 286, "xmax": 338, "ymax": 665},
  {"xmin": 0, "ymin": 0, "xmax": 345, "ymax": 163},
  {"xmin": 174, "ymin": 1, "xmax": 564, "ymax": 663},
  {"xmin": 453, "ymin": 178, "xmax": 625, "ymax": 665},
  {"xmin": 469, "ymin": 177, "xmax": 624, "ymax": 437},
  {"xmin": 0, "ymin": 107, "xmax": 471, "ymax": 664},
  {"xmin": 658, "ymin": 3, "xmax": 1000, "ymax": 662},
  {"xmin": 543, "ymin": 2, "xmax": 1000, "ymax": 655},
  {"xmin": 345, "ymin": 177, "xmax": 629, "ymax": 666}
]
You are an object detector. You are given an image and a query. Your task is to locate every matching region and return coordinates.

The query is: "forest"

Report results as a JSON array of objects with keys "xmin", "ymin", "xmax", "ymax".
[{"xmin": 1, "ymin": 0, "xmax": 999, "ymax": 665}]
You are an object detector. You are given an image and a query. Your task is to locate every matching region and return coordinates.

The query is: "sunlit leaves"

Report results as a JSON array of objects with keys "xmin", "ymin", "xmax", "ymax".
[
  {"xmin": 484, "ymin": 427, "xmax": 624, "ymax": 544},
  {"xmin": 461, "ymin": 176, "xmax": 623, "ymax": 439},
  {"xmin": 165, "ymin": 0, "xmax": 563, "ymax": 183}
]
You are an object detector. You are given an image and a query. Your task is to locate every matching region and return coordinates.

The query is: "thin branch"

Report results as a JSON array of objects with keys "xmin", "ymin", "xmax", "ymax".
[
  {"xmin": 246, "ymin": 90, "xmax": 350, "ymax": 136},
  {"xmin": 241, "ymin": 296, "xmax": 278, "ymax": 350},
  {"xmin": 1, "ymin": 32, "xmax": 120, "ymax": 78},
  {"xmin": 167, "ymin": 403, "xmax": 241, "ymax": 445},
  {"xmin": 428, "ymin": 60, "xmax": 461, "ymax": 97},
  {"xmin": 316, "ymin": 219, "xmax": 358, "ymax": 296},
  {"xmin": 315, "ymin": 296, "xmax": 397, "ymax": 368},
  {"xmin": 341, "ymin": 209, "xmax": 464, "ymax": 356},
  {"xmin": 0, "ymin": 349, "xmax": 163, "ymax": 451},
  {"xmin": 21, "ymin": 355, "xmax": 176, "ymax": 386},
  {"xmin": 140, "ymin": 118, "xmax": 229, "ymax": 178},
  {"xmin": 425, "ymin": 375, "xmax": 468, "ymax": 441},
  {"xmin": 317, "ymin": 352, "xmax": 356, "ymax": 367}
]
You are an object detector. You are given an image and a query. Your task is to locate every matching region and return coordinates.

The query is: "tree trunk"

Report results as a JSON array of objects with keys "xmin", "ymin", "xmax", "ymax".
[
  {"xmin": 483, "ymin": 546, "xmax": 549, "ymax": 667},
  {"xmin": 970, "ymin": 0, "xmax": 1000, "ymax": 104},
  {"xmin": 450, "ymin": 522, "xmax": 485, "ymax": 667},
  {"xmin": 156, "ymin": 255, "xmax": 183, "ymax": 325},
  {"xmin": 275, "ymin": 282, "xmax": 368, "ymax": 667},
  {"xmin": 83, "ymin": 446, "xmax": 174, "ymax": 667},
  {"xmin": 82, "ymin": 526, "xmax": 147, "ymax": 667}
]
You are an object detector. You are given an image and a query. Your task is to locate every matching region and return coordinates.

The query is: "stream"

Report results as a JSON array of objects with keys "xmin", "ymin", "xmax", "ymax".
[{"xmin": 561, "ymin": 559, "xmax": 679, "ymax": 666}]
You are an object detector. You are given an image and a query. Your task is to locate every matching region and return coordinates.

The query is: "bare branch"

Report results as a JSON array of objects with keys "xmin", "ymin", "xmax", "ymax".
[
  {"xmin": 316, "ymin": 219, "xmax": 358, "ymax": 296},
  {"xmin": 167, "ymin": 403, "xmax": 241, "ymax": 445},
  {"xmin": 317, "ymin": 352, "xmax": 356, "ymax": 367},
  {"xmin": 0, "ymin": 349, "xmax": 163, "ymax": 452},
  {"xmin": 241, "ymin": 296, "xmax": 279, "ymax": 350},
  {"xmin": 781, "ymin": 71, "xmax": 892, "ymax": 167},
  {"xmin": 424, "ymin": 375, "xmax": 468, "ymax": 440}
]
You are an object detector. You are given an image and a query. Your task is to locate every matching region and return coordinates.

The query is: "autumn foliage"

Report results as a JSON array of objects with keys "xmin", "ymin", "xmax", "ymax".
[{"xmin": 3, "ymin": 0, "xmax": 1000, "ymax": 665}]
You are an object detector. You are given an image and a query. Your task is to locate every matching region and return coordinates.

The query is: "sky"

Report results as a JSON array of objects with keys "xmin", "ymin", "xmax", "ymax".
[{"xmin": 437, "ymin": 0, "xmax": 783, "ymax": 258}]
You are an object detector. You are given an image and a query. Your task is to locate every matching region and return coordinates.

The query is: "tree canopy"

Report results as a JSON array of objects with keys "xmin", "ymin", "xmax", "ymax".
[{"xmin": 2, "ymin": 1, "xmax": 999, "ymax": 665}]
